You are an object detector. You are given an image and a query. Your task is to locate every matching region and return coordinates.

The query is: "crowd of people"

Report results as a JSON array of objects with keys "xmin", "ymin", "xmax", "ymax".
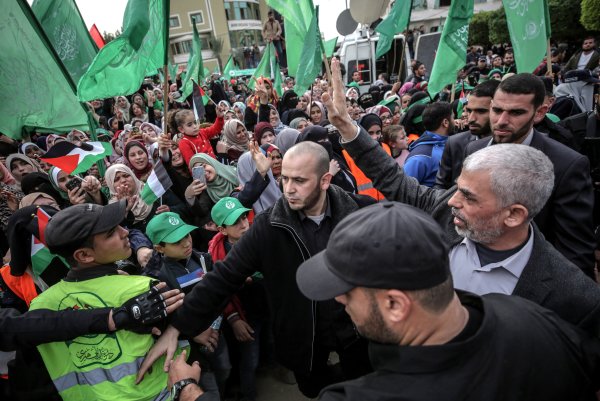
[{"xmin": 2, "ymin": 14, "xmax": 600, "ymax": 401}]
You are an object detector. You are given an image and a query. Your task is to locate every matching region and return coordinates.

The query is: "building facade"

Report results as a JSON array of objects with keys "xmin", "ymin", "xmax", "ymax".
[{"xmin": 168, "ymin": 0, "xmax": 270, "ymax": 73}]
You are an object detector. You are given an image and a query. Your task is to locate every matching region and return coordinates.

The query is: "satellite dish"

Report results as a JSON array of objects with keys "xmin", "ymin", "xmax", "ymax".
[
  {"xmin": 349, "ymin": 0, "xmax": 390, "ymax": 25},
  {"xmin": 336, "ymin": 9, "xmax": 358, "ymax": 36}
]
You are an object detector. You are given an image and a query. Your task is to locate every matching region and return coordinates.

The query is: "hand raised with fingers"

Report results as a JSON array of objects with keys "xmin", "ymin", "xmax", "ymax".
[{"xmin": 321, "ymin": 58, "xmax": 356, "ymax": 140}]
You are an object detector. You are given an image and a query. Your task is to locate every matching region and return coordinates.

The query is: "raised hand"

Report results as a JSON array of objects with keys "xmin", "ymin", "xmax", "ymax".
[{"xmin": 322, "ymin": 58, "xmax": 356, "ymax": 140}]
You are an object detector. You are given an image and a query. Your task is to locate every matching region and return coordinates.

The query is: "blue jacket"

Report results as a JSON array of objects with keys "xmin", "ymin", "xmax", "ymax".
[{"xmin": 404, "ymin": 131, "xmax": 448, "ymax": 187}]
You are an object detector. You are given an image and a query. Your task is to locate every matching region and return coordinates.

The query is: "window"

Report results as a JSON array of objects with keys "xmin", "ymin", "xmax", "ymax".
[
  {"xmin": 169, "ymin": 16, "xmax": 180, "ymax": 28},
  {"xmin": 190, "ymin": 12, "xmax": 204, "ymax": 25},
  {"xmin": 224, "ymin": 1, "xmax": 261, "ymax": 21},
  {"xmin": 170, "ymin": 37, "xmax": 212, "ymax": 55},
  {"xmin": 347, "ymin": 59, "xmax": 372, "ymax": 85}
]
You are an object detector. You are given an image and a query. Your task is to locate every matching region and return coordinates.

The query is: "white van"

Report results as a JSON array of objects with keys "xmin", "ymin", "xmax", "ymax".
[{"xmin": 338, "ymin": 30, "xmax": 441, "ymax": 93}]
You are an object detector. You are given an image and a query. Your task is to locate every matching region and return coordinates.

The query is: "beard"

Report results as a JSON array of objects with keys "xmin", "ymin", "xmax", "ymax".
[
  {"xmin": 491, "ymin": 114, "xmax": 534, "ymax": 144},
  {"xmin": 452, "ymin": 207, "xmax": 505, "ymax": 245},
  {"xmin": 355, "ymin": 293, "xmax": 402, "ymax": 344},
  {"xmin": 285, "ymin": 181, "xmax": 322, "ymax": 212}
]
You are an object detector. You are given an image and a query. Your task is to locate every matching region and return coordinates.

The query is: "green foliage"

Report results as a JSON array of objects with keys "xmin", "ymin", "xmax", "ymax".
[
  {"xmin": 468, "ymin": 11, "xmax": 490, "ymax": 46},
  {"xmin": 581, "ymin": 0, "xmax": 600, "ymax": 31},
  {"xmin": 548, "ymin": 0, "xmax": 584, "ymax": 40},
  {"xmin": 488, "ymin": 9, "xmax": 509, "ymax": 44}
]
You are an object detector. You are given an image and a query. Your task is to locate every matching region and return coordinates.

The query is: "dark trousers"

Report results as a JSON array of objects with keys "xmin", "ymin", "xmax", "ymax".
[{"xmin": 293, "ymin": 338, "xmax": 372, "ymax": 398}]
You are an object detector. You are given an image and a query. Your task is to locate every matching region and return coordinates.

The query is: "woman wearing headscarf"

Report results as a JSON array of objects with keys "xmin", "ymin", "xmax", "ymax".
[
  {"xmin": 105, "ymin": 164, "xmax": 186, "ymax": 232},
  {"xmin": 274, "ymin": 128, "xmax": 300, "ymax": 155},
  {"xmin": 236, "ymin": 143, "xmax": 282, "ymax": 214},
  {"xmin": 19, "ymin": 143, "xmax": 44, "ymax": 160},
  {"xmin": 124, "ymin": 140, "xmax": 154, "ymax": 181},
  {"xmin": 116, "ymin": 96, "xmax": 131, "ymax": 123},
  {"xmin": 219, "ymin": 119, "xmax": 250, "ymax": 165},
  {"xmin": 268, "ymin": 105, "xmax": 287, "ymax": 134},
  {"xmin": 289, "ymin": 117, "xmax": 309, "ymax": 132},
  {"xmin": 245, "ymin": 77, "xmax": 279, "ymax": 132},
  {"xmin": 279, "ymin": 90, "xmax": 299, "ymax": 125},
  {"xmin": 233, "ymin": 101, "xmax": 246, "ymax": 122},
  {"xmin": 48, "ymin": 166, "xmax": 104, "ymax": 208},
  {"xmin": 309, "ymin": 101, "xmax": 326, "ymax": 125},
  {"xmin": 365, "ymin": 105, "xmax": 393, "ymax": 129},
  {"xmin": 19, "ymin": 192, "xmax": 60, "ymax": 209},
  {"xmin": 140, "ymin": 122, "xmax": 162, "ymax": 147},
  {"xmin": 5, "ymin": 154, "xmax": 44, "ymax": 191},
  {"xmin": 253, "ymin": 122, "xmax": 276, "ymax": 146},
  {"xmin": 296, "ymin": 125, "xmax": 357, "ymax": 193}
]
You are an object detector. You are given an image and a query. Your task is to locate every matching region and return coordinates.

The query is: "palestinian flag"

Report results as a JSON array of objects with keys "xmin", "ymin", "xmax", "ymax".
[
  {"xmin": 192, "ymin": 80, "xmax": 208, "ymax": 121},
  {"xmin": 36, "ymin": 207, "xmax": 50, "ymax": 246},
  {"xmin": 41, "ymin": 141, "xmax": 112, "ymax": 175},
  {"xmin": 141, "ymin": 161, "xmax": 173, "ymax": 205}
]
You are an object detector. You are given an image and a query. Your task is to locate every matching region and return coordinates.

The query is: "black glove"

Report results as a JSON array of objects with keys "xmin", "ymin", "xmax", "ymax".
[{"xmin": 112, "ymin": 282, "xmax": 170, "ymax": 333}]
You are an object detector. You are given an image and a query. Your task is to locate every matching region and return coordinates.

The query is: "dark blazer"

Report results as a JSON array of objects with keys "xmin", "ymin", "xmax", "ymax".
[
  {"xmin": 342, "ymin": 129, "xmax": 600, "ymax": 336},
  {"xmin": 434, "ymin": 130, "xmax": 479, "ymax": 189},
  {"xmin": 464, "ymin": 130, "xmax": 596, "ymax": 277}
]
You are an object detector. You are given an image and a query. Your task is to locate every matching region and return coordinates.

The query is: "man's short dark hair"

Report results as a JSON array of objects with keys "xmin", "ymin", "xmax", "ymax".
[
  {"xmin": 584, "ymin": 36, "xmax": 596, "ymax": 42},
  {"xmin": 422, "ymin": 102, "xmax": 452, "ymax": 132},
  {"xmin": 55, "ymin": 236, "xmax": 95, "ymax": 267},
  {"xmin": 413, "ymin": 61, "xmax": 424, "ymax": 73},
  {"xmin": 471, "ymin": 79, "xmax": 500, "ymax": 98},
  {"xmin": 496, "ymin": 73, "xmax": 546, "ymax": 109},
  {"xmin": 406, "ymin": 276, "xmax": 455, "ymax": 313}
]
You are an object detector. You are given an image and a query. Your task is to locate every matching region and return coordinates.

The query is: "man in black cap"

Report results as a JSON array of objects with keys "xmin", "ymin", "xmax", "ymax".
[
  {"xmin": 321, "ymin": 58, "xmax": 600, "ymax": 336},
  {"xmin": 295, "ymin": 202, "xmax": 600, "ymax": 401},
  {"xmin": 28, "ymin": 202, "xmax": 187, "ymax": 401}
]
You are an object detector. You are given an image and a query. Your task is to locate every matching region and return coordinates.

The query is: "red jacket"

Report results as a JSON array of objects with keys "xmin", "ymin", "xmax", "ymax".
[
  {"xmin": 179, "ymin": 116, "xmax": 224, "ymax": 166},
  {"xmin": 208, "ymin": 232, "xmax": 246, "ymax": 322}
]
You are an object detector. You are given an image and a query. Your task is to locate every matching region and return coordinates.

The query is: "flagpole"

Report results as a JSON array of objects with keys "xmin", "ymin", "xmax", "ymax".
[
  {"xmin": 450, "ymin": 82, "xmax": 456, "ymax": 103},
  {"xmin": 546, "ymin": 38, "xmax": 552, "ymax": 78},
  {"xmin": 162, "ymin": 0, "xmax": 171, "ymax": 137}
]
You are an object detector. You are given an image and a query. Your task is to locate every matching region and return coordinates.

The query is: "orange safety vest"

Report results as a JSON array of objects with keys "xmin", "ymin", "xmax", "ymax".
[
  {"xmin": 342, "ymin": 143, "xmax": 391, "ymax": 201},
  {"xmin": 0, "ymin": 265, "xmax": 39, "ymax": 307}
]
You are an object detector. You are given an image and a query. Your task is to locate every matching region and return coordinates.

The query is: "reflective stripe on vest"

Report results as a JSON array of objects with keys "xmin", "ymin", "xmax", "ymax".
[
  {"xmin": 356, "ymin": 182, "xmax": 374, "ymax": 191},
  {"xmin": 53, "ymin": 356, "xmax": 144, "ymax": 392}
]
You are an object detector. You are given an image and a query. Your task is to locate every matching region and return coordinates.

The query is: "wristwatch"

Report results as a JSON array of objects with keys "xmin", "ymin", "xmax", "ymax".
[{"xmin": 171, "ymin": 378, "xmax": 198, "ymax": 401}]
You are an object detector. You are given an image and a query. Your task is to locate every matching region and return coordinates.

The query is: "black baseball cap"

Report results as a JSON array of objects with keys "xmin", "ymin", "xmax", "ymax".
[
  {"xmin": 46, "ymin": 201, "xmax": 128, "ymax": 251},
  {"xmin": 296, "ymin": 202, "xmax": 450, "ymax": 301}
]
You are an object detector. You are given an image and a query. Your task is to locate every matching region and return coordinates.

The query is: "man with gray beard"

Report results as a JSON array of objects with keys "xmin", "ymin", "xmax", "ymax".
[{"xmin": 322, "ymin": 58, "xmax": 600, "ymax": 337}]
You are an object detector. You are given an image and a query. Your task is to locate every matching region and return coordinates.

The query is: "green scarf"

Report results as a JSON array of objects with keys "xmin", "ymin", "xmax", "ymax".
[{"xmin": 189, "ymin": 154, "xmax": 239, "ymax": 203}]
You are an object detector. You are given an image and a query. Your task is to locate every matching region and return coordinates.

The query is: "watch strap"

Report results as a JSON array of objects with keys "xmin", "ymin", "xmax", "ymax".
[{"xmin": 171, "ymin": 378, "xmax": 198, "ymax": 401}]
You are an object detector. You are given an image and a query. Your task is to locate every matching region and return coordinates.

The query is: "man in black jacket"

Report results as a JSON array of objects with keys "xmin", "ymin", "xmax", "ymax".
[
  {"xmin": 138, "ymin": 142, "xmax": 375, "ymax": 398},
  {"xmin": 295, "ymin": 202, "xmax": 600, "ymax": 401},
  {"xmin": 318, "ymin": 58, "xmax": 600, "ymax": 336},
  {"xmin": 435, "ymin": 79, "xmax": 499, "ymax": 189}
]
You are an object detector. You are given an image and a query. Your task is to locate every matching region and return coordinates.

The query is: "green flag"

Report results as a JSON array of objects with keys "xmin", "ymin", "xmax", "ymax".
[
  {"xmin": 77, "ymin": 0, "xmax": 167, "ymax": 101},
  {"xmin": 266, "ymin": 0, "xmax": 312, "ymax": 77},
  {"xmin": 294, "ymin": 4, "xmax": 323, "ymax": 93},
  {"xmin": 323, "ymin": 37, "xmax": 338, "ymax": 59},
  {"xmin": 223, "ymin": 55, "xmax": 238, "ymax": 78},
  {"xmin": 249, "ymin": 42, "xmax": 283, "ymax": 97},
  {"xmin": 179, "ymin": 18, "xmax": 205, "ymax": 100},
  {"xmin": 375, "ymin": 0, "xmax": 413, "ymax": 59},
  {"xmin": 31, "ymin": 0, "xmax": 99, "ymax": 85},
  {"xmin": 427, "ymin": 0, "xmax": 474, "ymax": 96},
  {"xmin": 168, "ymin": 61, "xmax": 178, "ymax": 82},
  {"xmin": 0, "ymin": 0, "xmax": 89, "ymax": 139},
  {"xmin": 503, "ymin": 0, "xmax": 551, "ymax": 73}
]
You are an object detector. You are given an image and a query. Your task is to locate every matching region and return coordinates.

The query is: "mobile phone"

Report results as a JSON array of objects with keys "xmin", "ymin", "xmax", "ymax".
[
  {"xmin": 192, "ymin": 166, "xmax": 207, "ymax": 185},
  {"xmin": 66, "ymin": 176, "xmax": 83, "ymax": 191}
]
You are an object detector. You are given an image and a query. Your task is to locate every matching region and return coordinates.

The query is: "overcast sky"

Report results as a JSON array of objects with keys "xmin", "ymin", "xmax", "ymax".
[{"xmin": 76, "ymin": 0, "xmax": 348, "ymax": 40}]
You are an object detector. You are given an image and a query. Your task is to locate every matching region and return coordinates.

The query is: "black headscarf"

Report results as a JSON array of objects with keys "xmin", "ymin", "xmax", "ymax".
[{"xmin": 296, "ymin": 125, "xmax": 333, "ymax": 159}]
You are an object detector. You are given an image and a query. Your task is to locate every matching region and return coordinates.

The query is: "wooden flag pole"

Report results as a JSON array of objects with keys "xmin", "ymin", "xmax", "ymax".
[
  {"xmin": 163, "ymin": 65, "xmax": 170, "ymax": 136},
  {"xmin": 450, "ymin": 82, "xmax": 456, "ymax": 103},
  {"xmin": 546, "ymin": 38, "xmax": 552, "ymax": 78}
]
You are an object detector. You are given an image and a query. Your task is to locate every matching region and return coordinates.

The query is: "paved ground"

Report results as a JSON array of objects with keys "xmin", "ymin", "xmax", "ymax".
[{"xmin": 255, "ymin": 370, "xmax": 309, "ymax": 401}]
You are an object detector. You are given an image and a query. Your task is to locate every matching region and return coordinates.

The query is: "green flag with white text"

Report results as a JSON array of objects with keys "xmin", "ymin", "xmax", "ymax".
[
  {"xmin": 375, "ymin": 0, "xmax": 412, "ymax": 59},
  {"xmin": 0, "ymin": 0, "xmax": 89, "ymax": 139},
  {"xmin": 294, "ymin": 4, "xmax": 323, "ymax": 93},
  {"xmin": 77, "ymin": 0, "xmax": 166, "ymax": 101},
  {"xmin": 31, "ymin": 0, "xmax": 99, "ymax": 85},
  {"xmin": 179, "ymin": 18, "xmax": 205, "ymax": 100},
  {"xmin": 503, "ymin": 0, "xmax": 551, "ymax": 73},
  {"xmin": 223, "ymin": 55, "xmax": 238, "ymax": 78},
  {"xmin": 427, "ymin": 0, "xmax": 474, "ymax": 96}
]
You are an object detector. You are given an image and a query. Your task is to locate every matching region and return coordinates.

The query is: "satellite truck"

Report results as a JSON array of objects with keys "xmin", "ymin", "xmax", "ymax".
[
  {"xmin": 333, "ymin": 0, "xmax": 441, "ymax": 94},
  {"xmin": 337, "ymin": 29, "xmax": 441, "ymax": 94}
]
